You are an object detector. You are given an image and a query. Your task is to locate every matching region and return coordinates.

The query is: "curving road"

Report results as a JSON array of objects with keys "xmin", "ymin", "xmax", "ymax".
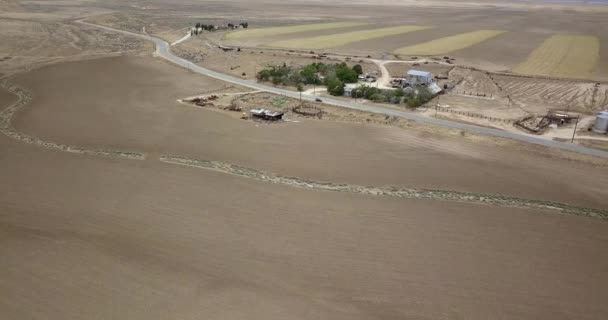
[{"xmin": 79, "ymin": 21, "xmax": 608, "ymax": 159}]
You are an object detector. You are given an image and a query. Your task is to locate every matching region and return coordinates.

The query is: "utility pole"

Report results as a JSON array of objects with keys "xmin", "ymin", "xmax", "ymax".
[{"xmin": 571, "ymin": 116, "xmax": 579, "ymax": 143}]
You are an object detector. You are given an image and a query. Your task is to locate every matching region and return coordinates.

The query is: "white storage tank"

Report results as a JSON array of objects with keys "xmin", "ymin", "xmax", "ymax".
[{"xmin": 592, "ymin": 111, "xmax": 608, "ymax": 134}]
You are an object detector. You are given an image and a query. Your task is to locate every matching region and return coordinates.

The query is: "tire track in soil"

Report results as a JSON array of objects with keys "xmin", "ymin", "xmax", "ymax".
[{"xmin": 160, "ymin": 155, "xmax": 608, "ymax": 220}]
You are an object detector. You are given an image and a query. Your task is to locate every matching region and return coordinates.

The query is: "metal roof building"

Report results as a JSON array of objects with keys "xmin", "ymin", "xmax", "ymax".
[{"xmin": 406, "ymin": 70, "xmax": 433, "ymax": 85}]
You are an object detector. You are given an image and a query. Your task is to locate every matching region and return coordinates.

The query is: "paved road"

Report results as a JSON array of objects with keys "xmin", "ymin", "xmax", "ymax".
[{"xmin": 80, "ymin": 21, "xmax": 608, "ymax": 159}]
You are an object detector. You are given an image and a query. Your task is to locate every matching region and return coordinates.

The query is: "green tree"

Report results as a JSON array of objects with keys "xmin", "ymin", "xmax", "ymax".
[
  {"xmin": 352, "ymin": 64, "xmax": 363, "ymax": 75},
  {"xmin": 335, "ymin": 63, "xmax": 358, "ymax": 83},
  {"xmin": 326, "ymin": 76, "xmax": 344, "ymax": 96}
]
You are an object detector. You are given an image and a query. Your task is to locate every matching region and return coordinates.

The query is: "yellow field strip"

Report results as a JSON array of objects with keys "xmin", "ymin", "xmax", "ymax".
[
  {"xmin": 394, "ymin": 30, "xmax": 505, "ymax": 55},
  {"xmin": 224, "ymin": 22, "xmax": 369, "ymax": 40},
  {"xmin": 268, "ymin": 25, "xmax": 432, "ymax": 49},
  {"xmin": 513, "ymin": 34, "xmax": 599, "ymax": 79}
]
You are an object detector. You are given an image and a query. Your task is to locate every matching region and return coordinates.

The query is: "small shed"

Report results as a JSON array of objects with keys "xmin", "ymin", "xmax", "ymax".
[
  {"xmin": 406, "ymin": 70, "xmax": 433, "ymax": 86},
  {"xmin": 344, "ymin": 83, "xmax": 359, "ymax": 97}
]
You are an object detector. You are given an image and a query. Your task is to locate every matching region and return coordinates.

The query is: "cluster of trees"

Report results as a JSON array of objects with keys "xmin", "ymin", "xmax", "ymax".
[
  {"xmin": 256, "ymin": 63, "xmax": 297, "ymax": 85},
  {"xmin": 192, "ymin": 22, "xmax": 249, "ymax": 35},
  {"xmin": 352, "ymin": 85, "xmax": 434, "ymax": 107},
  {"xmin": 193, "ymin": 23, "xmax": 216, "ymax": 34},
  {"xmin": 256, "ymin": 62, "xmax": 363, "ymax": 96},
  {"xmin": 256, "ymin": 62, "xmax": 437, "ymax": 106}
]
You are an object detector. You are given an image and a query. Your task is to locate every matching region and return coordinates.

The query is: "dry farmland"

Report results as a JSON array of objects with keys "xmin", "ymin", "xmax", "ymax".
[
  {"xmin": 224, "ymin": 22, "xmax": 368, "ymax": 40},
  {"xmin": 513, "ymin": 35, "xmax": 600, "ymax": 79},
  {"xmin": 393, "ymin": 30, "xmax": 506, "ymax": 56},
  {"xmin": 268, "ymin": 25, "xmax": 432, "ymax": 49},
  {"xmin": 2, "ymin": 52, "xmax": 608, "ymax": 320},
  {"xmin": 2, "ymin": 1, "xmax": 608, "ymax": 320}
]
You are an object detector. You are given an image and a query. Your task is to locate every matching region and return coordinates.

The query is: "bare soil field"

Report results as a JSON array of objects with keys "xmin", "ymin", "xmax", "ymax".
[
  {"xmin": 2, "ymin": 135, "xmax": 607, "ymax": 320},
  {"xmin": 0, "ymin": 18, "xmax": 151, "ymax": 76},
  {"xmin": 9, "ymin": 56, "xmax": 608, "ymax": 209},
  {"xmin": 385, "ymin": 62, "xmax": 453, "ymax": 79},
  {"xmin": 2, "ymin": 1, "xmax": 608, "ymax": 320},
  {"xmin": 0, "ymin": 85, "xmax": 17, "ymax": 110}
]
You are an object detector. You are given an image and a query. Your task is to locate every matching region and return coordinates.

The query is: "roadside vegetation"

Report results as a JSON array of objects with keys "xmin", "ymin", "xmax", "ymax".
[
  {"xmin": 352, "ymin": 85, "xmax": 434, "ymax": 107},
  {"xmin": 256, "ymin": 62, "xmax": 362, "ymax": 95}
]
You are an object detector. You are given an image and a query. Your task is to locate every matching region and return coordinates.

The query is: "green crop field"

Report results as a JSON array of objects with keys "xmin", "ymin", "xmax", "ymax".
[
  {"xmin": 394, "ymin": 30, "xmax": 505, "ymax": 55},
  {"xmin": 513, "ymin": 34, "xmax": 600, "ymax": 79},
  {"xmin": 224, "ymin": 22, "xmax": 368, "ymax": 40},
  {"xmin": 268, "ymin": 25, "xmax": 432, "ymax": 49}
]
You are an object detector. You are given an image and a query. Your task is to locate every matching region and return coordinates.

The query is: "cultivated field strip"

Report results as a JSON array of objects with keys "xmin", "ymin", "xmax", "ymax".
[
  {"xmin": 513, "ymin": 35, "xmax": 600, "ymax": 79},
  {"xmin": 160, "ymin": 155, "xmax": 608, "ymax": 220},
  {"xmin": 268, "ymin": 25, "xmax": 432, "ymax": 49},
  {"xmin": 224, "ymin": 22, "xmax": 368, "ymax": 40},
  {"xmin": 394, "ymin": 30, "xmax": 505, "ymax": 56},
  {"xmin": 0, "ymin": 80, "xmax": 145, "ymax": 160}
]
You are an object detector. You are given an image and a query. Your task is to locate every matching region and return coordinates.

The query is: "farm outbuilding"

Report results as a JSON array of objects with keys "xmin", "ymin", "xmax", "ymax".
[
  {"xmin": 592, "ymin": 110, "xmax": 608, "ymax": 134},
  {"xmin": 406, "ymin": 70, "xmax": 433, "ymax": 86}
]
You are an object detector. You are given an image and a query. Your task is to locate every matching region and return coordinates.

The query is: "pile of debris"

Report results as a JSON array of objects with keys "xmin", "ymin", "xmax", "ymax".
[
  {"xmin": 515, "ymin": 111, "xmax": 576, "ymax": 134},
  {"xmin": 293, "ymin": 104, "xmax": 323, "ymax": 119},
  {"xmin": 545, "ymin": 111, "xmax": 576, "ymax": 126},
  {"xmin": 225, "ymin": 99, "xmax": 245, "ymax": 111},
  {"xmin": 250, "ymin": 108, "xmax": 284, "ymax": 121},
  {"xmin": 515, "ymin": 115, "xmax": 549, "ymax": 134},
  {"xmin": 187, "ymin": 95, "xmax": 219, "ymax": 107}
]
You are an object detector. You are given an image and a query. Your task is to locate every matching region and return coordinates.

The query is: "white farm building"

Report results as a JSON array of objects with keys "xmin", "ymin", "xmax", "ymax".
[{"xmin": 406, "ymin": 70, "xmax": 434, "ymax": 86}]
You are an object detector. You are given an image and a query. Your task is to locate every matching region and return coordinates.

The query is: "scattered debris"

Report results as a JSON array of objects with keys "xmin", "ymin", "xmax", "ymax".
[
  {"xmin": 187, "ymin": 94, "xmax": 219, "ymax": 107},
  {"xmin": 250, "ymin": 108, "xmax": 284, "ymax": 121},
  {"xmin": 293, "ymin": 104, "xmax": 323, "ymax": 118}
]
